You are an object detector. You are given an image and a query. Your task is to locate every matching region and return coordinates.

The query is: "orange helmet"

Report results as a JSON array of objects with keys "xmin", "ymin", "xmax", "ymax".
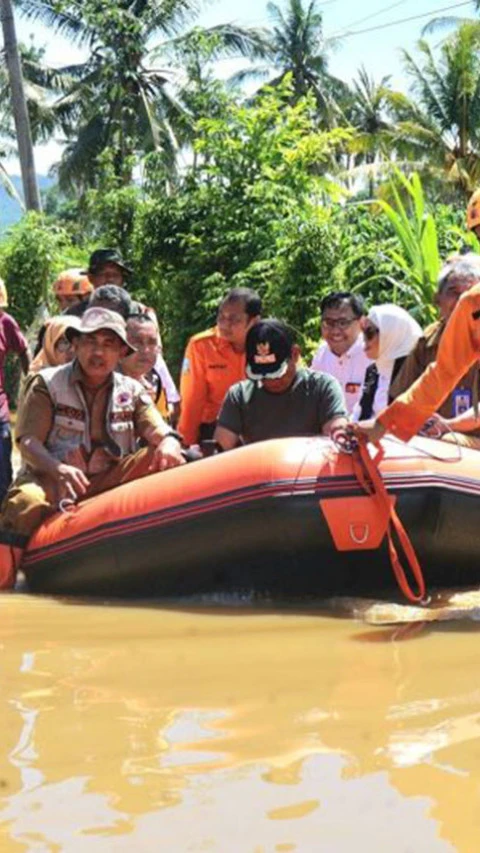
[
  {"xmin": 0, "ymin": 278, "xmax": 7, "ymax": 308},
  {"xmin": 467, "ymin": 190, "xmax": 480, "ymax": 231},
  {"xmin": 53, "ymin": 268, "xmax": 93, "ymax": 298}
]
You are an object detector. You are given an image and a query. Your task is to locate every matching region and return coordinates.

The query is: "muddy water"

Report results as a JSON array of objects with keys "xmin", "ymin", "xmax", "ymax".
[{"xmin": 0, "ymin": 596, "xmax": 479, "ymax": 852}]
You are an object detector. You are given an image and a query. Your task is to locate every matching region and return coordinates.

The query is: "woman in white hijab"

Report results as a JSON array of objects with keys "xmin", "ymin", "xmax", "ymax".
[{"xmin": 354, "ymin": 304, "xmax": 423, "ymax": 421}]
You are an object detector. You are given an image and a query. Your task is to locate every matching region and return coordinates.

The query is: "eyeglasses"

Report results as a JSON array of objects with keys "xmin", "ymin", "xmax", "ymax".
[
  {"xmin": 363, "ymin": 326, "xmax": 379, "ymax": 341},
  {"xmin": 321, "ymin": 317, "xmax": 357, "ymax": 330},
  {"xmin": 55, "ymin": 337, "xmax": 72, "ymax": 352}
]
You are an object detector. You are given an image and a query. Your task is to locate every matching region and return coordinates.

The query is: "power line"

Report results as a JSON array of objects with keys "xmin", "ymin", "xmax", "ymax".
[
  {"xmin": 329, "ymin": 0, "xmax": 472, "ymax": 39},
  {"xmin": 335, "ymin": 0, "xmax": 409, "ymax": 35}
]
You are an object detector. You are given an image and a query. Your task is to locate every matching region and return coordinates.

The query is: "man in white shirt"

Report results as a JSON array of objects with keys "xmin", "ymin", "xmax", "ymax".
[{"xmin": 311, "ymin": 291, "xmax": 371, "ymax": 414}]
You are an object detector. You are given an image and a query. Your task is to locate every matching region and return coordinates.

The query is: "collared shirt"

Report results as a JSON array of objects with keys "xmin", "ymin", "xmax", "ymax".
[
  {"xmin": 0, "ymin": 311, "xmax": 28, "ymax": 422},
  {"xmin": 178, "ymin": 326, "xmax": 246, "ymax": 445},
  {"xmin": 310, "ymin": 336, "xmax": 371, "ymax": 414},
  {"xmin": 380, "ymin": 285, "xmax": 480, "ymax": 440},
  {"xmin": 16, "ymin": 361, "xmax": 164, "ymax": 467},
  {"xmin": 389, "ymin": 318, "xmax": 480, "ymax": 421}
]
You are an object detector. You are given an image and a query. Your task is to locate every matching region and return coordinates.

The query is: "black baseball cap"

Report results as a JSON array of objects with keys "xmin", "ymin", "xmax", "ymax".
[
  {"xmin": 246, "ymin": 319, "xmax": 294, "ymax": 380},
  {"xmin": 81, "ymin": 248, "xmax": 132, "ymax": 276}
]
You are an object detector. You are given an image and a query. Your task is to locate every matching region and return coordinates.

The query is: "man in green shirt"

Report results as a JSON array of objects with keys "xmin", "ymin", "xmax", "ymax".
[{"xmin": 214, "ymin": 319, "xmax": 348, "ymax": 450}]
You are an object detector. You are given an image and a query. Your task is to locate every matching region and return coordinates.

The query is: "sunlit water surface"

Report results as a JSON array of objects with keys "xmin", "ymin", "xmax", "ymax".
[{"xmin": 0, "ymin": 593, "xmax": 479, "ymax": 852}]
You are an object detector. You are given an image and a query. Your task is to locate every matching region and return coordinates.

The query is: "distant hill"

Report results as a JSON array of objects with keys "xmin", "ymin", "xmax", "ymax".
[{"xmin": 0, "ymin": 174, "xmax": 55, "ymax": 232}]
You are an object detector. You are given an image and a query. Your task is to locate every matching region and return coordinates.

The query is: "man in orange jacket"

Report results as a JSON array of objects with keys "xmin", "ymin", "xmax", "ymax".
[
  {"xmin": 356, "ymin": 283, "xmax": 480, "ymax": 444},
  {"xmin": 178, "ymin": 288, "xmax": 262, "ymax": 446},
  {"xmin": 356, "ymin": 194, "xmax": 480, "ymax": 445}
]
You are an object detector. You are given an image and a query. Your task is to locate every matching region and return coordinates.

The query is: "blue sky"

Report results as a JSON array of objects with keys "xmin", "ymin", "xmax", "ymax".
[{"xmin": 9, "ymin": 0, "xmax": 477, "ymax": 172}]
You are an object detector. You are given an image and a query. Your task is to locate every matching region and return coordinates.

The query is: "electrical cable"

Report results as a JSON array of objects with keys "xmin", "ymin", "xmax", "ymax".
[
  {"xmin": 334, "ymin": 0, "xmax": 409, "ymax": 36},
  {"xmin": 329, "ymin": 0, "xmax": 472, "ymax": 39}
]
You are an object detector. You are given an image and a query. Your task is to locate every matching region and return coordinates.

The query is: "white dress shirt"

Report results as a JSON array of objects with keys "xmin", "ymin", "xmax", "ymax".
[{"xmin": 310, "ymin": 336, "xmax": 372, "ymax": 414}]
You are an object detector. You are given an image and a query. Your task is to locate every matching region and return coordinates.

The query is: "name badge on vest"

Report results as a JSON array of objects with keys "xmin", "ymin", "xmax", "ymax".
[{"xmin": 452, "ymin": 389, "xmax": 472, "ymax": 417}]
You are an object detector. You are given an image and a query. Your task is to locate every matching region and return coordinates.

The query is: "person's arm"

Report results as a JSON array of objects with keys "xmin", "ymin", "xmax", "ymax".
[
  {"xmin": 20, "ymin": 348, "xmax": 31, "ymax": 375},
  {"xmin": 16, "ymin": 376, "xmax": 90, "ymax": 498},
  {"xmin": 424, "ymin": 407, "xmax": 480, "ymax": 436},
  {"xmin": 19, "ymin": 435, "xmax": 90, "ymax": 498},
  {"xmin": 214, "ymin": 385, "xmax": 243, "ymax": 451},
  {"xmin": 213, "ymin": 424, "xmax": 241, "ymax": 451},
  {"xmin": 135, "ymin": 396, "xmax": 185, "ymax": 469},
  {"xmin": 357, "ymin": 290, "xmax": 480, "ymax": 443},
  {"xmin": 178, "ymin": 338, "xmax": 208, "ymax": 445},
  {"xmin": 317, "ymin": 375, "xmax": 348, "ymax": 437},
  {"xmin": 388, "ymin": 337, "xmax": 427, "ymax": 401},
  {"xmin": 322, "ymin": 414, "xmax": 349, "ymax": 438},
  {"xmin": 5, "ymin": 314, "xmax": 31, "ymax": 374}
]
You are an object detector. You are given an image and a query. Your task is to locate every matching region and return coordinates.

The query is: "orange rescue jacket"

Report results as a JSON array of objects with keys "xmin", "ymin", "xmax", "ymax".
[
  {"xmin": 379, "ymin": 284, "xmax": 480, "ymax": 440},
  {"xmin": 178, "ymin": 327, "xmax": 246, "ymax": 445}
]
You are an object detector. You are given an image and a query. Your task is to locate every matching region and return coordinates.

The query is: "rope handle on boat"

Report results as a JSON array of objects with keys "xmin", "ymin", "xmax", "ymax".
[{"xmin": 351, "ymin": 436, "xmax": 427, "ymax": 605}]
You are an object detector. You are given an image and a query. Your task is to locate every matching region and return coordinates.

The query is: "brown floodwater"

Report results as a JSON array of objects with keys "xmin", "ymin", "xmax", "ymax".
[{"xmin": 0, "ymin": 593, "xmax": 479, "ymax": 852}]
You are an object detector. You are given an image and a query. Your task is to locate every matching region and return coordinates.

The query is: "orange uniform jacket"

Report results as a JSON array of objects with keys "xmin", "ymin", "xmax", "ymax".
[
  {"xmin": 379, "ymin": 284, "xmax": 480, "ymax": 440},
  {"xmin": 178, "ymin": 327, "xmax": 246, "ymax": 445}
]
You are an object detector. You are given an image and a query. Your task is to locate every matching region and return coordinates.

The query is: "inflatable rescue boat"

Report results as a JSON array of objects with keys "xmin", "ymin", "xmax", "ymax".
[{"xmin": 22, "ymin": 435, "xmax": 480, "ymax": 599}]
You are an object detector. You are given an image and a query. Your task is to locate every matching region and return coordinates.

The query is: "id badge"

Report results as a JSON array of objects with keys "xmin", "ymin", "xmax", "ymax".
[{"xmin": 452, "ymin": 388, "xmax": 472, "ymax": 417}]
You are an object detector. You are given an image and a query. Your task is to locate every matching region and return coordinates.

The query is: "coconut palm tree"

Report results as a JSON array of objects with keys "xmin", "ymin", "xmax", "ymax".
[
  {"xmin": 13, "ymin": 0, "xmax": 268, "ymax": 190},
  {"xmin": 232, "ymin": 0, "xmax": 346, "ymax": 127},
  {"xmin": 0, "ymin": 0, "xmax": 40, "ymax": 209},
  {"xmin": 394, "ymin": 22, "xmax": 480, "ymax": 195}
]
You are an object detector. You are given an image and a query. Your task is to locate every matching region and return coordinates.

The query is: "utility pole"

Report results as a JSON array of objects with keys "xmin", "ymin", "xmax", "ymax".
[{"xmin": 0, "ymin": 0, "xmax": 41, "ymax": 211}]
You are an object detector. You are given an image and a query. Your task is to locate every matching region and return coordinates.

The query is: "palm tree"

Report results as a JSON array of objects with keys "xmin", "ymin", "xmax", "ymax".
[
  {"xmin": 14, "ymin": 0, "xmax": 268, "ymax": 190},
  {"xmin": 0, "ymin": 0, "xmax": 41, "ymax": 209},
  {"xmin": 343, "ymin": 67, "xmax": 401, "ymax": 194},
  {"xmin": 233, "ymin": 0, "xmax": 346, "ymax": 127},
  {"xmin": 394, "ymin": 22, "xmax": 480, "ymax": 195}
]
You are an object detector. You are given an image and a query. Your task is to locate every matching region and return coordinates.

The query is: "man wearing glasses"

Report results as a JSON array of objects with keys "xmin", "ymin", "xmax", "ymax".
[
  {"xmin": 178, "ymin": 288, "xmax": 262, "ymax": 446},
  {"xmin": 311, "ymin": 292, "xmax": 371, "ymax": 414}
]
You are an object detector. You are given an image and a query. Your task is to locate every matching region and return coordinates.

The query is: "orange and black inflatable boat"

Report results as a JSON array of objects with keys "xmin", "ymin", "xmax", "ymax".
[{"xmin": 22, "ymin": 436, "xmax": 480, "ymax": 598}]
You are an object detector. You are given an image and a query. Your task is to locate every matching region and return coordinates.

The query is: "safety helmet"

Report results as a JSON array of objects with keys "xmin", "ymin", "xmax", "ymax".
[
  {"xmin": 0, "ymin": 279, "xmax": 7, "ymax": 308},
  {"xmin": 467, "ymin": 190, "xmax": 480, "ymax": 231},
  {"xmin": 53, "ymin": 268, "xmax": 93, "ymax": 298}
]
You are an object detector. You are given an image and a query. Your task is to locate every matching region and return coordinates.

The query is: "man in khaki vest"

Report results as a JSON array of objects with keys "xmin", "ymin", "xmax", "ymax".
[{"xmin": 0, "ymin": 307, "xmax": 184, "ymax": 588}]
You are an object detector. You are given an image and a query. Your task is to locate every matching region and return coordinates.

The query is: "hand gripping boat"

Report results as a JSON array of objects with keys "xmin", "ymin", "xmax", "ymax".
[{"xmin": 22, "ymin": 435, "xmax": 480, "ymax": 600}]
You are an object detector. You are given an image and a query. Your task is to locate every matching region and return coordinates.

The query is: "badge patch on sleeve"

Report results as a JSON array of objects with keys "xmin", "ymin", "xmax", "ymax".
[{"xmin": 181, "ymin": 357, "xmax": 191, "ymax": 374}]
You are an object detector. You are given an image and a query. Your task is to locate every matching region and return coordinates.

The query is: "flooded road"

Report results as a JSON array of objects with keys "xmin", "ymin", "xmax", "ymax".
[{"xmin": 0, "ymin": 594, "xmax": 479, "ymax": 851}]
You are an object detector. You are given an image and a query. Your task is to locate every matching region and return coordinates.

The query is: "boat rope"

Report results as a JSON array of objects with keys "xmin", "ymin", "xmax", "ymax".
[{"xmin": 350, "ymin": 433, "xmax": 427, "ymax": 604}]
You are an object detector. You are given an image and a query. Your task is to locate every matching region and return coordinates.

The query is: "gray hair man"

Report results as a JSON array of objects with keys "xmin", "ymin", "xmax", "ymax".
[{"xmin": 389, "ymin": 253, "xmax": 480, "ymax": 420}]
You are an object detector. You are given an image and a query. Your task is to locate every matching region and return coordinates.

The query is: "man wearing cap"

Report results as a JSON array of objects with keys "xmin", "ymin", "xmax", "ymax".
[
  {"xmin": 0, "ymin": 307, "xmax": 184, "ymax": 588},
  {"xmin": 0, "ymin": 278, "xmax": 31, "ymax": 503},
  {"xmin": 83, "ymin": 248, "xmax": 132, "ymax": 289},
  {"xmin": 214, "ymin": 319, "xmax": 347, "ymax": 450},
  {"xmin": 65, "ymin": 249, "xmax": 132, "ymax": 318}
]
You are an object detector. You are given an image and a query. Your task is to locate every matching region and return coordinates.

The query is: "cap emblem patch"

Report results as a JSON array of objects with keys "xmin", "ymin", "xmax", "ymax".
[{"xmin": 254, "ymin": 342, "xmax": 276, "ymax": 364}]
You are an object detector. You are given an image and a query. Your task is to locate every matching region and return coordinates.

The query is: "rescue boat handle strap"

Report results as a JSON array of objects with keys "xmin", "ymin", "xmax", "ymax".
[{"xmin": 352, "ymin": 438, "xmax": 427, "ymax": 605}]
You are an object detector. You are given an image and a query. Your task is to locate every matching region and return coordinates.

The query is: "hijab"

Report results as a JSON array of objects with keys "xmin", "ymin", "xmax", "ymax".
[
  {"xmin": 29, "ymin": 316, "xmax": 74, "ymax": 373},
  {"xmin": 368, "ymin": 304, "xmax": 423, "ymax": 414}
]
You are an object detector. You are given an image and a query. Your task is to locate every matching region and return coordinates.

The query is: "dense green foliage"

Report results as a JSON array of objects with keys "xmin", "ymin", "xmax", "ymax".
[{"xmin": 1, "ymin": 1, "xmax": 477, "ymax": 381}]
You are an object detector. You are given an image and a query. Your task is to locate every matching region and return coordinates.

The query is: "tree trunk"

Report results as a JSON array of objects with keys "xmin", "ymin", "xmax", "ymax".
[{"xmin": 0, "ymin": 0, "xmax": 42, "ymax": 211}]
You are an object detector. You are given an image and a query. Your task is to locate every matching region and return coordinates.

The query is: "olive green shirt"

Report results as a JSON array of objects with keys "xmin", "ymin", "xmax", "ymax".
[{"xmin": 218, "ymin": 367, "xmax": 346, "ymax": 444}]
